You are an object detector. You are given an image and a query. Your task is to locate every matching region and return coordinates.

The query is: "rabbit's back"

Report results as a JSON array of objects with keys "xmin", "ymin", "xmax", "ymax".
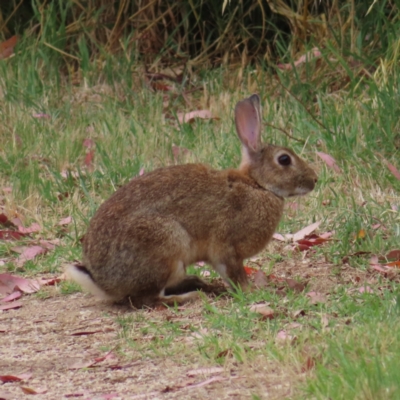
[{"xmin": 84, "ymin": 163, "xmax": 284, "ymax": 262}]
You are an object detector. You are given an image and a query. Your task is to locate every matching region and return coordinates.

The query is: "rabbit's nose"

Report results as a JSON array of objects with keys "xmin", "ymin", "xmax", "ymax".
[{"xmin": 314, "ymin": 177, "xmax": 318, "ymax": 183}]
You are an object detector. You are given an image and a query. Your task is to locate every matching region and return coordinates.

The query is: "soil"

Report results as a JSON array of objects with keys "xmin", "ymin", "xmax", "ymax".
[{"xmin": 0, "ymin": 247, "xmax": 371, "ymax": 400}]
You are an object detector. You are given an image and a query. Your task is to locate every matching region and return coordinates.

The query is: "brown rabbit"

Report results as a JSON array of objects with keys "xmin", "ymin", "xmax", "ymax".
[{"xmin": 66, "ymin": 94, "xmax": 317, "ymax": 306}]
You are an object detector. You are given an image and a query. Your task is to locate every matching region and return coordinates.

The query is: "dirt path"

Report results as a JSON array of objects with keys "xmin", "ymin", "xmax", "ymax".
[{"xmin": 0, "ymin": 292, "xmax": 294, "ymax": 400}]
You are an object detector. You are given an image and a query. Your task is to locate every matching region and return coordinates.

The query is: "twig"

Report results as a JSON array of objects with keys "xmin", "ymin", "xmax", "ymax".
[{"xmin": 263, "ymin": 122, "xmax": 305, "ymax": 144}]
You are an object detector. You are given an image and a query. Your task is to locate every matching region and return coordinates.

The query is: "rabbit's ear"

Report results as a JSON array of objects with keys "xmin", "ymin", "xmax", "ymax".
[{"xmin": 235, "ymin": 94, "xmax": 262, "ymax": 152}]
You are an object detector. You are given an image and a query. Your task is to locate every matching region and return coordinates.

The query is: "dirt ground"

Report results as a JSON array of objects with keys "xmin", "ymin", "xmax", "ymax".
[{"xmin": 0, "ymin": 250, "xmax": 370, "ymax": 400}]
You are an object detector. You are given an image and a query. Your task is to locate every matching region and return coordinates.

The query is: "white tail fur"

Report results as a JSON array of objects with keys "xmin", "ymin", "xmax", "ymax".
[{"xmin": 65, "ymin": 264, "xmax": 113, "ymax": 301}]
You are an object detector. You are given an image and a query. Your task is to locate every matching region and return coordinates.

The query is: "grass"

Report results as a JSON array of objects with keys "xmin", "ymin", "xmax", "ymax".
[{"xmin": 0, "ymin": 36, "xmax": 400, "ymax": 398}]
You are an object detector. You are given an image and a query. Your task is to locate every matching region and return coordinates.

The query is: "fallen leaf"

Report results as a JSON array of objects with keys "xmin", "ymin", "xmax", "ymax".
[
  {"xmin": 387, "ymin": 163, "xmax": 400, "ymax": 180},
  {"xmin": 32, "ymin": 113, "xmax": 50, "ymax": 119},
  {"xmin": 186, "ymin": 367, "xmax": 224, "ymax": 377},
  {"xmin": 276, "ymin": 330, "xmax": 294, "ymax": 341},
  {"xmin": 0, "ymin": 35, "xmax": 18, "ymax": 60},
  {"xmin": 186, "ymin": 376, "xmax": 228, "ymax": 389},
  {"xmin": 177, "ymin": 110, "xmax": 215, "ymax": 124},
  {"xmin": 384, "ymin": 250, "xmax": 400, "ymax": 261},
  {"xmin": 0, "ymin": 301, "xmax": 23, "ymax": 311},
  {"xmin": 15, "ymin": 246, "xmax": 47, "ymax": 267},
  {"xmin": 243, "ymin": 265, "xmax": 258, "ymax": 275},
  {"xmin": 83, "ymin": 138, "xmax": 95, "ymax": 148},
  {"xmin": 301, "ymin": 357, "xmax": 316, "ymax": 372},
  {"xmin": 0, "ymin": 230, "xmax": 27, "ymax": 240},
  {"xmin": 292, "ymin": 221, "xmax": 321, "ymax": 242},
  {"xmin": 70, "ymin": 330, "xmax": 104, "ymax": 336},
  {"xmin": 18, "ymin": 223, "xmax": 41, "ymax": 234},
  {"xmin": 84, "ymin": 150, "xmax": 95, "ymax": 168},
  {"xmin": 58, "ymin": 216, "xmax": 72, "ymax": 226},
  {"xmin": 371, "ymin": 265, "xmax": 391, "ymax": 273},
  {"xmin": 355, "ymin": 229, "xmax": 366, "ymax": 240},
  {"xmin": 277, "ymin": 47, "xmax": 322, "ymax": 70},
  {"xmin": 249, "ymin": 303, "xmax": 275, "ymax": 319},
  {"xmin": 253, "ymin": 270, "xmax": 269, "ymax": 288},
  {"xmin": 1, "ymin": 291, "xmax": 22, "ymax": 302},
  {"xmin": 285, "ymin": 278, "xmax": 306, "ymax": 293},
  {"xmin": 316, "ymin": 152, "xmax": 342, "ymax": 173},
  {"xmin": 0, "ymin": 214, "xmax": 16, "ymax": 228},
  {"xmin": 0, "ymin": 273, "xmax": 40, "ymax": 294},
  {"xmin": 272, "ymin": 233, "xmax": 286, "ymax": 242},
  {"xmin": 0, "ymin": 373, "xmax": 31, "ymax": 383},
  {"xmin": 20, "ymin": 386, "xmax": 48, "ymax": 395},
  {"xmin": 172, "ymin": 145, "xmax": 192, "ymax": 163},
  {"xmin": 306, "ymin": 291, "xmax": 327, "ymax": 304},
  {"xmin": 358, "ymin": 286, "xmax": 374, "ymax": 293},
  {"xmin": 38, "ymin": 276, "xmax": 62, "ymax": 286}
]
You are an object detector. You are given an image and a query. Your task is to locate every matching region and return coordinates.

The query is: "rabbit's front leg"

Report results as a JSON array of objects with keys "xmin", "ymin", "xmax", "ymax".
[{"xmin": 213, "ymin": 258, "xmax": 249, "ymax": 292}]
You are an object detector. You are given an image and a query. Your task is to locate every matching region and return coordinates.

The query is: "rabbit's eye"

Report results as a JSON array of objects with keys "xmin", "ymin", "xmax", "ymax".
[{"xmin": 278, "ymin": 154, "xmax": 291, "ymax": 166}]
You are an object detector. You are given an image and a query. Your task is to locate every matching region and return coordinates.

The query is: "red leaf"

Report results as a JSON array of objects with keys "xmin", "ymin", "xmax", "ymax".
[
  {"xmin": 32, "ymin": 113, "xmax": 50, "ymax": 119},
  {"xmin": 84, "ymin": 150, "xmax": 95, "ymax": 167},
  {"xmin": 0, "ymin": 230, "xmax": 27, "ymax": 240},
  {"xmin": 0, "ymin": 301, "xmax": 23, "ymax": 310},
  {"xmin": 387, "ymin": 163, "xmax": 400, "ymax": 180},
  {"xmin": 316, "ymin": 152, "xmax": 342, "ymax": 173},
  {"xmin": 385, "ymin": 250, "xmax": 400, "ymax": 261},
  {"xmin": 243, "ymin": 266, "xmax": 258, "ymax": 275},
  {"xmin": 18, "ymin": 223, "xmax": 41, "ymax": 234},
  {"xmin": 1, "ymin": 291, "xmax": 22, "ymax": 302},
  {"xmin": 15, "ymin": 246, "xmax": 47, "ymax": 267},
  {"xmin": 38, "ymin": 276, "xmax": 62, "ymax": 286},
  {"xmin": 83, "ymin": 138, "xmax": 95, "ymax": 148},
  {"xmin": 0, "ymin": 273, "xmax": 40, "ymax": 294},
  {"xmin": 0, "ymin": 373, "xmax": 31, "ymax": 383},
  {"xmin": 0, "ymin": 35, "xmax": 18, "ymax": 60}
]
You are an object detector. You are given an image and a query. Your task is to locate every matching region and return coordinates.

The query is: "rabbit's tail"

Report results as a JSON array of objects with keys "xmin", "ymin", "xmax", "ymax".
[{"xmin": 65, "ymin": 263, "xmax": 113, "ymax": 301}]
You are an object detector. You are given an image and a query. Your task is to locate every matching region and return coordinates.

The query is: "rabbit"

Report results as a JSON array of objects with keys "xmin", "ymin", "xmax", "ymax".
[{"xmin": 66, "ymin": 94, "xmax": 318, "ymax": 307}]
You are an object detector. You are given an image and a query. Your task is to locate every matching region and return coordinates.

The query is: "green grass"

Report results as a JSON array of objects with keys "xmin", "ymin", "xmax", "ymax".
[{"xmin": 0, "ymin": 35, "xmax": 400, "ymax": 398}]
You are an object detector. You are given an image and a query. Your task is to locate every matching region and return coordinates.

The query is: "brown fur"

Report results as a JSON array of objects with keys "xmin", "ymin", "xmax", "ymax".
[{"xmin": 66, "ymin": 94, "xmax": 317, "ymax": 307}]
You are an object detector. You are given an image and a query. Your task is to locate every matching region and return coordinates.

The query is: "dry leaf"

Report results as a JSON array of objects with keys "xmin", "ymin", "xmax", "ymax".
[
  {"xmin": 177, "ymin": 110, "xmax": 215, "ymax": 124},
  {"xmin": 306, "ymin": 291, "xmax": 327, "ymax": 304},
  {"xmin": 387, "ymin": 163, "xmax": 400, "ymax": 180},
  {"xmin": 316, "ymin": 152, "xmax": 342, "ymax": 173},
  {"xmin": 253, "ymin": 270, "xmax": 269, "ymax": 288},
  {"xmin": 0, "ymin": 35, "xmax": 18, "ymax": 60},
  {"xmin": 249, "ymin": 303, "xmax": 274, "ymax": 319},
  {"xmin": 292, "ymin": 221, "xmax": 321, "ymax": 242},
  {"xmin": 186, "ymin": 367, "xmax": 224, "ymax": 377},
  {"xmin": 18, "ymin": 223, "xmax": 41, "ymax": 234},
  {"xmin": 20, "ymin": 386, "xmax": 48, "ymax": 395},
  {"xmin": 277, "ymin": 47, "xmax": 322, "ymax": 70},
  {"xmin": 58, "ymin": 216, "xmax": 72, "ymax": 226}
]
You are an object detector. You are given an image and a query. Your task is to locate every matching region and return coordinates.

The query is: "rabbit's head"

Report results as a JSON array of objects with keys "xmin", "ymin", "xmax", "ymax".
[{"xmin": 235, "ymin": 94, "xmax": 317, "ymax": 198}]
